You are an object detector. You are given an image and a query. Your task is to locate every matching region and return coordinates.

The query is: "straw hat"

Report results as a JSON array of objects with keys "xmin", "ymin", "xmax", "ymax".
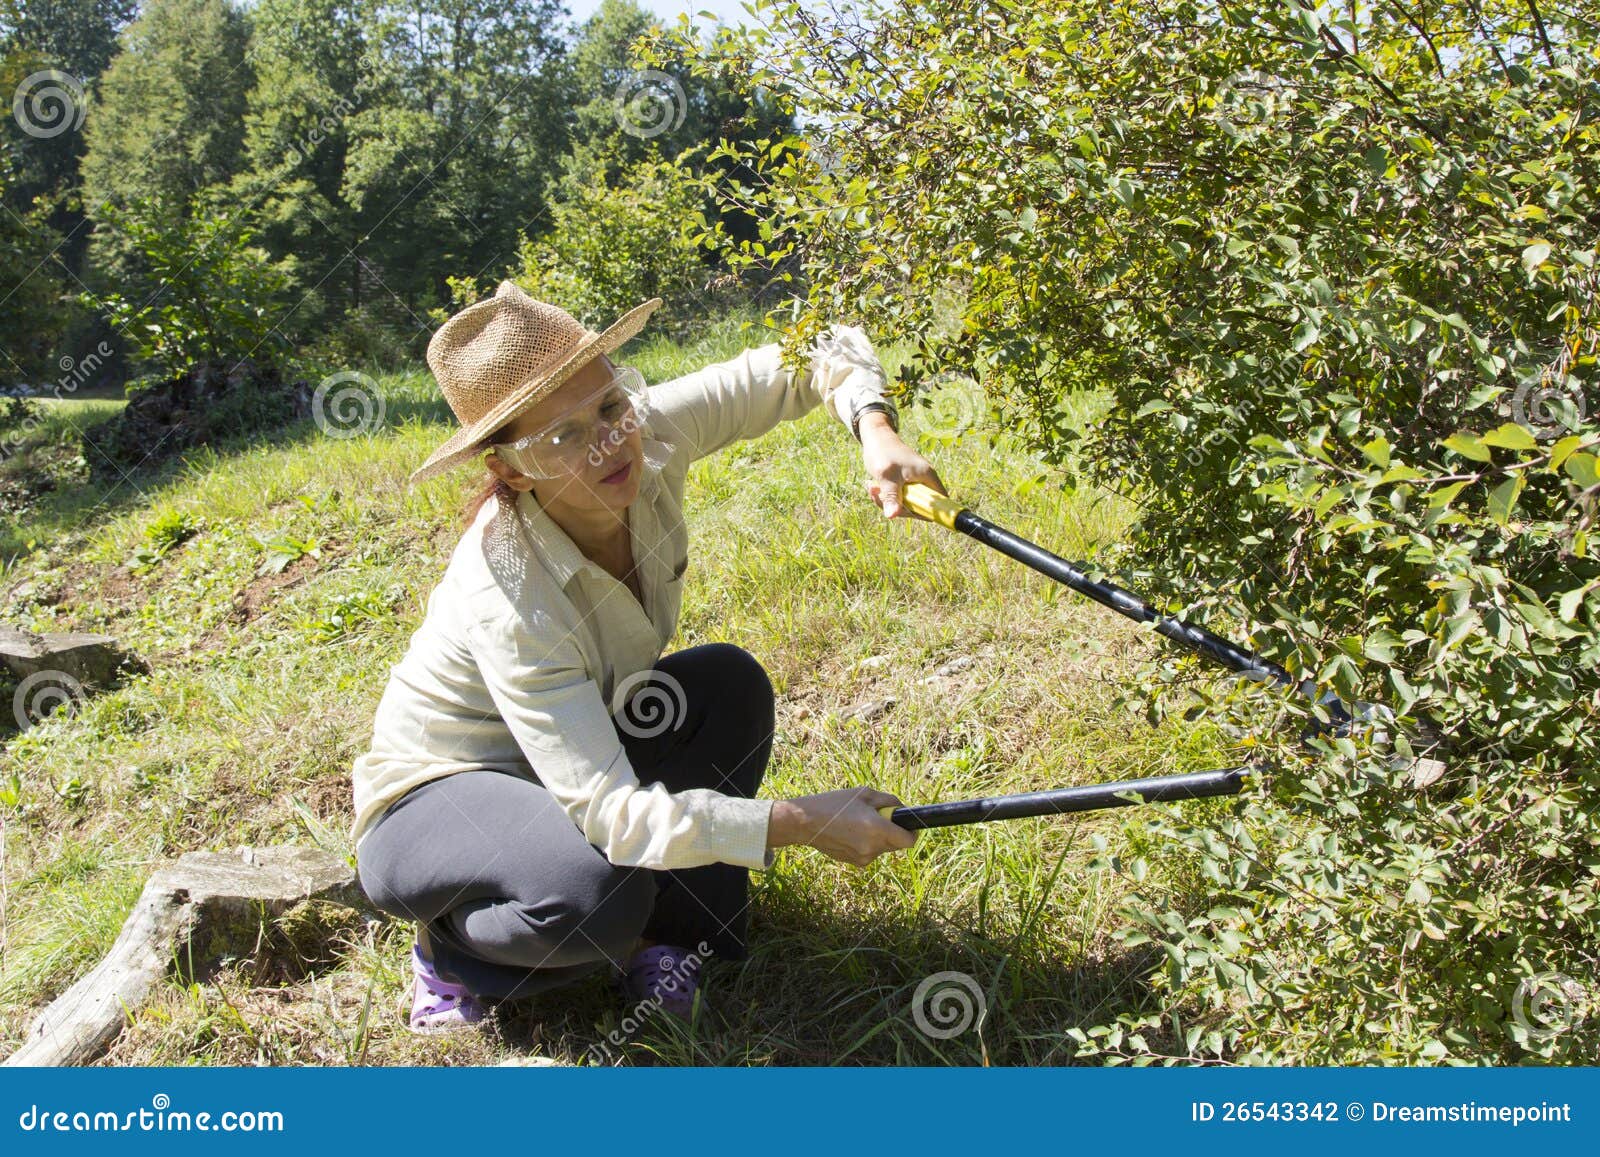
[{"xmin": 408, "ymin": 280, "xmax": 662, "ymax": 486}]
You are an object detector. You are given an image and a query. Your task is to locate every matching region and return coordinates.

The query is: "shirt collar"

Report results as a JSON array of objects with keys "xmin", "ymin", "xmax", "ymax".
[{"xmin": 512, "ymin": 488, "xmax": 588, "ymax": 589}]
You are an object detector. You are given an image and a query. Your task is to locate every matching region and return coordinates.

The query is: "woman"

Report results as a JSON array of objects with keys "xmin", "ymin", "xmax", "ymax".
[{"xmin": 351, "ymin": 281, "xmax": 946, "ymax": 1033}]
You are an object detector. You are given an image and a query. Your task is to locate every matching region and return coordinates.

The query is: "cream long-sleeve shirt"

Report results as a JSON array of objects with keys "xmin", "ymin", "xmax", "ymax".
[{"xmin": 348, "ymin": 324, "xmax": 893, "ymax": 871}]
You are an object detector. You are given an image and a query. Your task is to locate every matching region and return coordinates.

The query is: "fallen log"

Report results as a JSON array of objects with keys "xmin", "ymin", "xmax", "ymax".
[{"xmin": 5, "ymin": 845, "xmax": 366, "ymax": 1067}]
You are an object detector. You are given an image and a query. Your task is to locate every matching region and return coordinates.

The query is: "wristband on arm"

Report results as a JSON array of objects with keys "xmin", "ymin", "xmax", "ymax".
[{"xmin": 850, "ymin": 400, "xmax": 899, "ymax": 442}]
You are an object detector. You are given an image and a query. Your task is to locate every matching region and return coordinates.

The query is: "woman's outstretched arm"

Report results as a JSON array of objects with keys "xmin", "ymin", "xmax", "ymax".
[
  {"xmin": 645, "ymin": 323, "xmax": 892, "ymax": 459},
  {"xmin": 646, "ymin": 322, "xmax": 947, "ymax": 516}
]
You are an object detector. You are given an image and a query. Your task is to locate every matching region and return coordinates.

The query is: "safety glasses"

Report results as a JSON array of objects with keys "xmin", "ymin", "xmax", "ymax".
[{"xmin": 489, "ymin": 364, "xmax": 650, "ymax": 481}]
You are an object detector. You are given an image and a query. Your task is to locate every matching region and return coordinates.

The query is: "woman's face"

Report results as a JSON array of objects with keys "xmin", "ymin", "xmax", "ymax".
[{"xmin": 485, "ymin": 354, "xmax": 644, "ymax": 516}]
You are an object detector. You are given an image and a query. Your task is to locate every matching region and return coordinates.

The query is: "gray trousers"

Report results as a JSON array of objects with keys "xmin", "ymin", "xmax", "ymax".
[{"xmin": 355, "ymin": 642, "xmax": 775, "ymax": 1001}]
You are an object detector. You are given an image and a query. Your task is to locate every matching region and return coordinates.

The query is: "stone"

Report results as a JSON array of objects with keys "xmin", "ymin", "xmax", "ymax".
[
  {"xmin": 842, "ymin": 695, "xmax": 897, "ymax": 723},
  {"xmin": 0, "ymin": 625, "xmax": 145, "ymax": 689}
]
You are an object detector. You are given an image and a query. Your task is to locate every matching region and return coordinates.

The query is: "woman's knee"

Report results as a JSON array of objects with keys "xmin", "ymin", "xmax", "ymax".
[
  {"xmin": 525, "ymin": 860, "xmax": 657, "ymax": 963},
  {"xmin": 696, "ymin": 642, "xmax": 774, "ymax": 731},
  {"xmin": 356, "ymin": 836, "xmax": 421, "ymax": 922},
  {"xmin": 578, "ymin": 861, "xmax": 657, "ymax": 949},
  {"xmin": 702, "ymin": 641, "xmax": 772, "ymax": 694}
]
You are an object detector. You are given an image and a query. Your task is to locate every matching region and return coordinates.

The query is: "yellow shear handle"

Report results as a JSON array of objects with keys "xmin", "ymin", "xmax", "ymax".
[{"xmin": 901, "ymin": 482, "xmax": 966, "ymax": 529}]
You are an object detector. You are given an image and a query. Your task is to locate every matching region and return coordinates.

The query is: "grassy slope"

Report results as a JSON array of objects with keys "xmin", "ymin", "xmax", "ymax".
[{"xmin": 0, "ymin": 316, "xmax": 1231, "ymax": 1065}]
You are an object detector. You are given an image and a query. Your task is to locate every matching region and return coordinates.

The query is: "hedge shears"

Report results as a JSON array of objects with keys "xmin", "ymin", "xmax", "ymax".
[{"xmin": 875, "ymin": 482, "xmax": 1425, "ymax": 831}]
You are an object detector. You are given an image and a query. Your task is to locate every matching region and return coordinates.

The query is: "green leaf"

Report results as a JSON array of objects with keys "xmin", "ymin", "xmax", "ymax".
[
  {"xmin": 1481, "ymin": 423, "xmax": 1539, "ymax": 452},
  {"xmin": 1442, "ymin": 432, "xmax": 1492, "ymax": 462},
  {"xmin": 1381, "ymin": 464, "xmax": 1425, "ymax": 482},
  {"xmin": 1487, "ymin": 476, "xmax": 1525, "ymax": 525},
  {"xmin": 1521, "ymin": 241, "xmax": 1552, "ymax": 272},
  {"xmin": 1292, "ymin": 321, "xmax": 1319, "ymax": 352},
  {"xmin": 1514, "ymin": 599, "xmax": 1581, "ymax": 640},
  {"xmin": 1360, "ymin": 437, "xmax": 1391, "ymax": 468},
  {"xmin": 1551, "ymin": 435, "xmax": 1585, "ymax": 470},
  {"xmin": 1363, "ymin": 629, "xmax": 1402, "ymax": 663},
  {"xmin": 1567, "ymin": 453, "xmax": 1599, "ymax": 488}
]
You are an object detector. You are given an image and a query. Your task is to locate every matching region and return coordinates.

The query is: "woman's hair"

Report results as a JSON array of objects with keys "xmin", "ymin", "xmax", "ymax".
[
  {"xmin": 462, "ymin": 418, "xmax": 514, "ymax": 528},
  {"xmin": 463, "ymin": 470, "xmax": 513, "ymax": 528}
]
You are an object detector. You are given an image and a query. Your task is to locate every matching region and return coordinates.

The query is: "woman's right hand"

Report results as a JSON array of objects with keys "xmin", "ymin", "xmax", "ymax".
[{"xmin": 768, "ymin": 786, "xmax": 918, "ymax": 867}]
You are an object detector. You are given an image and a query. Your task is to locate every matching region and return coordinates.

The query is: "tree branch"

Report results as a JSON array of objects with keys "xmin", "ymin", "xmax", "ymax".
[{"xmin": 1526, "ymin": 0, "xmax": 1556, "ymax": 65}]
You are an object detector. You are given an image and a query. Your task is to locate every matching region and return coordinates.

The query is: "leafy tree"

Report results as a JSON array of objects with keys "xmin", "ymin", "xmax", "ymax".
[
  {"xmin": 564, "ymin": 0, "xmax": 792, "ymax": 248},
  {"xmin": 0, "ymin": 149, "xmax": 69, "ymax": 386},
  {"xmin": 0, "ymin": 0, "xmax": 136, "ymax": 374},
  {"xmin": 82, "ymin": 188, "xmax": 293, "ymax": 374},
  {"xmin": 78, "ymin": 0, "xmax": 254, "ymax": 282},
  {"xmin": 666, "ymin": 0, "xmax": 1600, "ymax": 1062},
  {"xmin": 338, "ymin": 0, "xmax": 571, "ymax": 322},
  {"xmin": 227, "ymin": 0, "xmax": 376, "ymax": 341},
  {"xmin": 0, "ymin": 0, "xmax": 136, "ymax": 239},
  {"xmin": 502, "ymin": 146, "xmax": 709, "ymax": 332}
]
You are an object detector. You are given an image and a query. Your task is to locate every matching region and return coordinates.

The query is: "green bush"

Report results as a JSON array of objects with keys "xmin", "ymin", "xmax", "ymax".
[
  {"xmin": 0, "ymin": 396, "xmax": 38, "ymax": 436},
  {"xmin": 668, "ymin": 0, "xmax": 1599, "ymax": 1062},
  {"xmin": 503, "ymin": 148, "xmax": 711, "ymax": 335},
  {"xmin": 291, "ymin": 301, "xmax": 422, "ymax": 378},
  {"xmin": 128, "ymin": 508, "xmax": 203, "ymax": 572},
  {"xmin": 81, "ymin": 190, "xmax": 294, "ymax": 377}
]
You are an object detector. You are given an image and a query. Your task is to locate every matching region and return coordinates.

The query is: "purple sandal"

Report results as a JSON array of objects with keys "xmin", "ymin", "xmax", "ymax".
[
  {"xmin": 409, "ymin": 941, "xmax": 488, "ymax": 1034},
  {"xmin": 618, "ymin": 944, "xmax": 702, "ymax": 1022}
]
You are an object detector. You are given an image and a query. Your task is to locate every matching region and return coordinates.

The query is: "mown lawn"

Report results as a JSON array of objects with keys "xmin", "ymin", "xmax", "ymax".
[{"xmin": 0, "ymin": 314, "xmax": 1233, "ymax": 1065}]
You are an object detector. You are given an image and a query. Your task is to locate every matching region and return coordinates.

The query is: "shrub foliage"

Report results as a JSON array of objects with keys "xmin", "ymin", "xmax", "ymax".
[{"xmin": 659, "ymin": 0, "xmax": 1600, "ymax": 1061}]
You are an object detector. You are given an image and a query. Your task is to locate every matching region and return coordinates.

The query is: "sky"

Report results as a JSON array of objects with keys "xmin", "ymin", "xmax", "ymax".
[{"xmin": 561, "ymin": 0, "xmax": 769, "ymax": 33}]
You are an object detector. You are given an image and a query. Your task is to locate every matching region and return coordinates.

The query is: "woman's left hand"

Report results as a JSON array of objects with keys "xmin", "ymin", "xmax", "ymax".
[{"xmin": 860, "ymin": 420, "xmax": 948, "ymax": 519}]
